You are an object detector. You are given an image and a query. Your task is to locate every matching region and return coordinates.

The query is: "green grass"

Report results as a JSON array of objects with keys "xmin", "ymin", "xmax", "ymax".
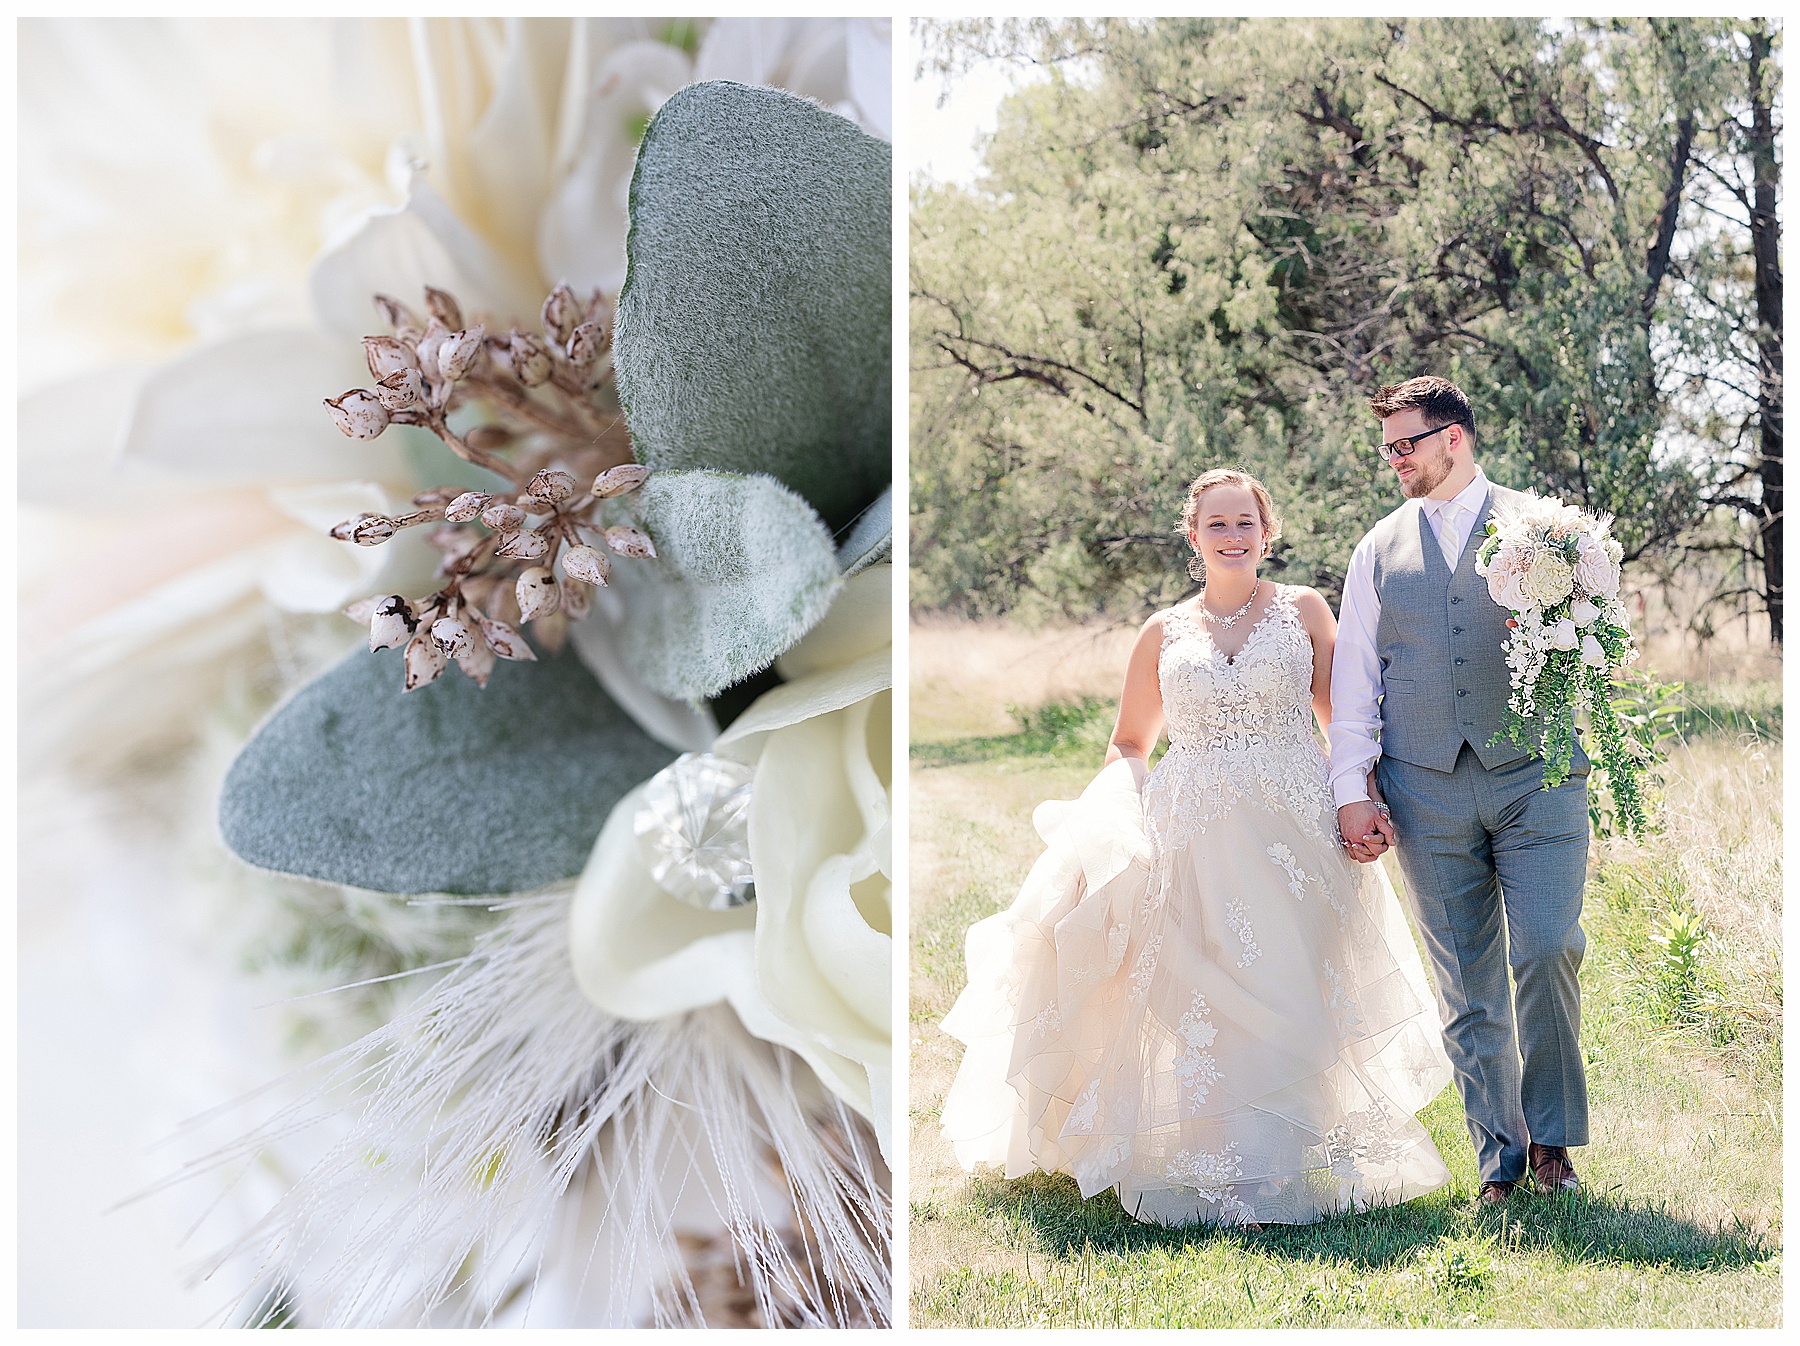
[{"xmin": 908, "ymin": 696, "xmax": 1782, "ymax": 1328}]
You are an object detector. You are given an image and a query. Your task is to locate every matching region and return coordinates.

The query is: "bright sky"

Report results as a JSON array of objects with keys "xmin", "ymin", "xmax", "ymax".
[{"xmin": 909, "ymin": 35, "xmax": 1045, "ymax": 187}]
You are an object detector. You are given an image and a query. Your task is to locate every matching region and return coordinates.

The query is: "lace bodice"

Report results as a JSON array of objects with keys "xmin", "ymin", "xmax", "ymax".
[{"xmin": 1142, "ymin": 585, "xmax": 1333, "ymax": 857}]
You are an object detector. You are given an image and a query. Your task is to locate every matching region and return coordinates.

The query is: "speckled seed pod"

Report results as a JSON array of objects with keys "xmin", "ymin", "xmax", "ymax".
[
  {"xmin": 414, "ymin": 321, "xmax": 450, "ymax": 381},
  {"xmin": 445, "ymin": 491, "xmax": 492, "ymax": 523},
  {"xmin": 435, "ymin": 324, "xmax": 486, "ymax": 382},
  {"xmin": 481, "ymin": 502, "xmax": 526, "ymax": 532},
  {"xmin": 454, "ymin": 631, "xmax": 497, "ymax": 687},
  {"xmin": 515, "ymin": 566, "xmax": 561, "ymax": 621},
  {"xmin": 430, "ymin": 616, "xmax": 475, "ymax": 658},
  {"xmin": 561, "ymin": 543, "xmax": 611, "ymax": 586},
  {"xmin": 565, "ymin": 322, "xmax": 602, "ymax": 370},
  {"xmin": 363, "ymin": 335, "xmax": 419, "ymax": 380},
  {"xmin": 541, "ymin": 283, "xmax": 581, "ymax": 344},
  {"xmin": 528, "ymin": 468, "xmax": 578, "ymax": 503},
  {"xmin": 375, "ymin": 368, "xmax": 424, "ymax": 411},
  {"xmin": 478, "ymin": 616, "xmax": 537, "ymax": 661},
  {"xmin": 351, "ymin": 515, "xmax": 397, "ymax": 546},
  {"xmin": 368, "ymin": 595, "xmax": 417, "ymax": 652},
  {"xmin": 507, "ymin": 330, "xmax": 552, "ymax": 386},
  {"xmin": 324, "ymin": 389, "xmax": 390, "ymax": 439},
  {"xmin": 403, "ymin": 630, "xmax": 448, "ymax": 691},
  {"xmin": 591, "ymin": 464, "xmax": 651, "ymax": 498},
  {"xmin": 330, "ymin": 513, "xmax": 375, "ymax": 542},
  {"xmin": 495, "ymin": 528, "xmax": 549, "ymax": 560},
  {"xmin": 603, "ymin": 525, "xmax": 657, "ymax": 559},
  {"xmin": 374, "ymin": 294, "xmax": 421, "ymax": 335},
  {"xmin": 423, "ymin": 286, "xmax": 463, "ymax": 330},
  {"xmin": 559, "ymin": 576, "xmax": 593, "ymax": 620}
]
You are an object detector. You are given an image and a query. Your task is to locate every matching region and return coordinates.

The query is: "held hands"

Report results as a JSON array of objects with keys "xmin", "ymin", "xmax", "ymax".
[{"xmin": 1337, "ymin": 769, "xmax": 1395, "ymax": 864}]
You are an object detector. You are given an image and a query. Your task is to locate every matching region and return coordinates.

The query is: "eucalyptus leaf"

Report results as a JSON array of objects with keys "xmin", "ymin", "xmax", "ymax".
[
  {"xmin": 835, "ymin": 485, "xmax": 892, "ymax": 576},
  {"xmin": 606, "ymin": 470, "xmax": 842, "ymax": 702},
  {"xmin": 614, "ymin": 81, "xmax": 891, "ymax": 533},
  {"xmin": 219, "ymin": 646, "xmax": 674, "ymax": 895}
]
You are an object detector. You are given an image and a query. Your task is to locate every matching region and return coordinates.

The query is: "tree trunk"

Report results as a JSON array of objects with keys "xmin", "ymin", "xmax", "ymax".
[{"xmin": 1747, "ymin": 22, "xmax": 1782, "ymax": 644}]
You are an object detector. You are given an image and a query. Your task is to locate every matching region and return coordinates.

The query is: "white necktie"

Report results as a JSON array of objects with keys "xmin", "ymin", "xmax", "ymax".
[{"xmin": 1435, "ymin": 501, "xmax": 1462, "ymax": 568}]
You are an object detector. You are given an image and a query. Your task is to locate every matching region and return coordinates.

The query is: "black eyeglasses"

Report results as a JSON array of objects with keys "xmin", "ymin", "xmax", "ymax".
[{"xmin": 1375, "ymin": 422, "xmax": 1459, "ymax": 462}]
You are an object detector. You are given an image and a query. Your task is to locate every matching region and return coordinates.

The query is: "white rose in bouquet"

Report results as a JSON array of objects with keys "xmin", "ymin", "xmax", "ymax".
[
  {"xmin": 1522, "ymin": 550, "xmax": 1575, "ymax": 606},
  {"xmin": 1573, "ymin": 532, "xmax": 1621, "ymax": 598},
  {"xmin": 1484, "ymin": 538, "xmax": 1535, "ymax": 610},
  {"xmin": 1548, "ymin": 617, "xmax": 1579, "ymax": 650},
  {"xmin": 1569, "ymin": 597, "xmax": 1600, "ymax": 627}
]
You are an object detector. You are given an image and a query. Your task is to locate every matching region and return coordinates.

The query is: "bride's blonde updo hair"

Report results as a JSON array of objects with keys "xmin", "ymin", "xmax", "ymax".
[{"xmin": 1180, "ymin": 468, "xmax": 1282, "ymax": 579}]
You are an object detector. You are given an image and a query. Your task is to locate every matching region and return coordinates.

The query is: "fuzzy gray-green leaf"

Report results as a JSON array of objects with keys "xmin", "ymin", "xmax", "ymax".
[
  {"xmin": 606, "ymin": 470, "xmax": 843, "ymax": 701},
  {"xmin": 614, "ymin": 81, "xmax": 891, "ymax": 534},
  {"xmin": 219, "ymin": 647, "xmax": 675, "ymax": 895}
]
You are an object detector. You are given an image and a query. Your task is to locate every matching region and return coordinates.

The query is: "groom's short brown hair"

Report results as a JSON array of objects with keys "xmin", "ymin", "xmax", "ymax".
[{"xmin": 1370, "ymin": 376, "xmax": 1476, "ymax": 438}]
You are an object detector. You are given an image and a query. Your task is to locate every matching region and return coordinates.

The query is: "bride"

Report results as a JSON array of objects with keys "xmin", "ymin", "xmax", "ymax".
[{"xmin": 940, "ymin": 468, "xmax": 1454, "ymax": 1228}]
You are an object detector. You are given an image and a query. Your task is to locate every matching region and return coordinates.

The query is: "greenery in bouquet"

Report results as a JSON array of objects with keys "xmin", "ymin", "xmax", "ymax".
[{"xmin": 1475, "ymin": 498, "xmax": 1650, "ymax": 837}]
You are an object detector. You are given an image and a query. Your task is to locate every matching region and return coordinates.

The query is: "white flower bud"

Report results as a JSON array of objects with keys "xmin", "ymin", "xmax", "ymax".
[
  {"xmin": 445, "ymin": 491, "xmax": 492, "ymax": 523},
  {"xmin": 542, "ymin": 283, "xmax": 581, "ymax": 344},
  {"xmin": 369, "ymin": 594, "xmax": 417, "ymax": 651},
  {"xmin": 508, "ymin": 330, "xmax": 552, "ymax": 386},
  {"xmin": 351, "ymin": 515, "xmax": 397, "ymax": 546},
  {"xmin": 454, "ymin": 630, "xmax": 497, "ymax": 687},
  {"xmin": 374, "ymin": 294, "xmax": 421, "ymax": 334},
  {"xmin": 481, "ymin": 502, "xmax": 526, "ymax": 532},
  {"xmin": 431, "ymin": 615, "xmax": 474, "ymax": 658},
  {"xmin": 566, "ymin": 322, "xmax": 603, "ymax": 369},
  {"xmin": 1548, "ymin": 618, "xmax": 1579, "ymax": 650},
  {"xmin": 1580, "ymin": 633, "xmax": 1607, "ymax": 667},
  {"xmin": 374, "ymin": 368, "xmax": 424, "ymax": 410},
  {"xmin": 325, "ymin": 389, "xmax": 390, "ymax": 439},
  {"xmin": 528, "ymin": 468, "xmax": 577, "ymax": 503},
  {"xmin": 495, "ymin": 528, "xmax": 550, "ymax": 560},
  {"xmin": 363, "ymin": 335, "xmax": 419, "ymax": 380},
  {"xmin": 533, "ymin": 608, "xmax": 569, "ymax": 654},
  {"xmin": 1570, "ymin": 597, "xmax": 1600, "ymax": 627},
  {"xmin": 603, "ymin": 525, "xmax": 657, "ymax": 559},
  {"xmin": 591, "ymin": 464, "xmax": 651, "ymax": 498},
  {"xmin": 436, "ymin": 324, "xmax": 487, "ymax": 382},
  {"xmin": 560, "ymin": 576, "xmax": 593, "ymax": 619},
  {"xmin": 516, "ymin": 566, "xmax": 561, "ymax": 621},
  {"xmin": 423, "ymin": 286, "xmax": 464, "ymax": 331},
  {"xmin": 478, "ymin": 616, "xmax": 537, "ymax": 661},
  {"xmin": 561, "ymin": 543, "xmax": 611, "ymax": 586},
  {"xmin": 403, "ymin": 630, "xmax": 448, "ymax": 691}
]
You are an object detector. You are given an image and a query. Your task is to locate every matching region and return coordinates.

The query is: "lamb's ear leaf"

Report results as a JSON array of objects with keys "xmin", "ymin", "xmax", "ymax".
[
  {"xmin": 613, "ymin": 81, "xmax": 891, "ymax": 535},
  {"xmin": 606, "ymin": 469, "xmax": 842, "ymax": 702},
  {"xmin": 835, "ymin": 485, "xmax": 892, "ymax": 576},
  {"xmin": 218, "ymin": 646, "xmax": 675, "ymax": 895}
]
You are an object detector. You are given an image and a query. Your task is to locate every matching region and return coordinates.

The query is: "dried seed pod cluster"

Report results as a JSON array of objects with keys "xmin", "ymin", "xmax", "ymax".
[{"xmin": 324, "ymin": 283, "xmax": 659, "ymax": 691}]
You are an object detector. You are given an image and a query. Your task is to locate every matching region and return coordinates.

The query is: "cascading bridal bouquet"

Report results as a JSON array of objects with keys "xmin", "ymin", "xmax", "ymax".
[{"xmin": 1474, "ymin": 497, "xmax": 1649, "ymax": 838}]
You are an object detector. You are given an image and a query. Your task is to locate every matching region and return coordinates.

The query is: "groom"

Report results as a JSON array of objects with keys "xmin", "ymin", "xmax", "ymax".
[{"xmin": 1328, "ymin": 376, "xmax": 1589, "ymax": 1207}]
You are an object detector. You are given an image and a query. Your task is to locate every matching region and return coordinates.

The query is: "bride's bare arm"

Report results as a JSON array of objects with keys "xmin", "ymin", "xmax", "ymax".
[
  {"xmin": 1104, "ymin": 613, "xmax": 1168, "ymax": 765},
  {"xmin": 1292, "ymin": 587, "xmax": 1339, "ymax": 734}
]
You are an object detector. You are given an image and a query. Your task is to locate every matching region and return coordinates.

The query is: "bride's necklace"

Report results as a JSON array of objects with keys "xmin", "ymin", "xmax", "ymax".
[{"xmin": 1199, "ymin": 579, "xmax": 1262, "ymax": 628}]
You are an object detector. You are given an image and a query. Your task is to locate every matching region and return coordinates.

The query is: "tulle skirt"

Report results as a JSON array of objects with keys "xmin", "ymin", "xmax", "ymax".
[{"xmin": 940, "ymin": 756, "xmax": 1454, "ymax": 1227}]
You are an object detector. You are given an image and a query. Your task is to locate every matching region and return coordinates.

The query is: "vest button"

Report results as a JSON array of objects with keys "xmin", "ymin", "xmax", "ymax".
[
  {"xmin": 1457, "ymin": 688, "xmax": 1468, "ymax": 697},
  {"xmin": 1451, "ymin": 596, "xmax": 1462, "ymax": 604},
  {"xmin": 1452, "ymin": 626, "xmax": 1464, "ymax": 634},
  {"xmin": 1455, "ymin": 657, "xmax": 1466, "ymax": 665}
]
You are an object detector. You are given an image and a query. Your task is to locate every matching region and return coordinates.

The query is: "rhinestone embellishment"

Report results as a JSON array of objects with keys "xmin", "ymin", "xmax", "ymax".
[{"xmin": 633, "ymin": 753, "xmax": 756, "ymax": 910}]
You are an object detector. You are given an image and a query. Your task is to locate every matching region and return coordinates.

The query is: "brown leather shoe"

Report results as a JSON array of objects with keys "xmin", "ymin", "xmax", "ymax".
[
  {"xmin": 1477, "ymin": 1180, "xmax": 1516, "ymax": 1207},
  {"xmin": 1529, "ymin": 1143, "xmax": 1580, "ymax": 1194}
]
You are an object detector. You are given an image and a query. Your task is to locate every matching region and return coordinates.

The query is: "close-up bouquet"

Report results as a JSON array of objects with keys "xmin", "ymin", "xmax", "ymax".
[
  {"xmin": 1475, "ymin": 497, "xmax": 1646, "ymax": 835},
  {"xmin": 20, "ymin": 17, "xmax": 892, "ymax": 1329}
]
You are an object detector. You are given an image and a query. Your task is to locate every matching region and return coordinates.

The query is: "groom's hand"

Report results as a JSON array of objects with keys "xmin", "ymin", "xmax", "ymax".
[{"xmin": 1337, "ymin": 798, "xmax": 1394, "ymax": 864}]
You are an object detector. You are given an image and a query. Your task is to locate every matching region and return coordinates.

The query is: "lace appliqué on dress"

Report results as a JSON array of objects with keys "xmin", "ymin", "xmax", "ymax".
[
  {"xmin": 1323, "ymin": 959, "xmax": 1365, "ymax": 1038},
  {"xmin": 1065, "ymin": 1080, "xmax": 1101, "ymax": 1135},
  {"xmin": 1225, "ymin": 900, "xmax": 1261, "ymax": 968},
  {"xmin": 1127, "ymin": 936, "xmax": 1162, "ymax": 1004},
  {"xmin": 1165, "ymin": 1144, "xmax": 1255, "ymax": 1223},
  {"xmin": 1172, "ymin": 992, "xmax": 1222, "ymax": 1108}
]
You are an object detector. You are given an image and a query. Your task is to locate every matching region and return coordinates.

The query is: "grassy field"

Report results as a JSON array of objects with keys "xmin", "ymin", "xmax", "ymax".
[{"xmin": 907, "ymin": 621, "xmax": 1782, "ymax": 1328}]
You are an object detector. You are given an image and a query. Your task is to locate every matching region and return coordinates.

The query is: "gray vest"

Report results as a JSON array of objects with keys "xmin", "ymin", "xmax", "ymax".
[{"xmin": 1367, "ymin": 481, "xmax": 1536, "ymax": 772}]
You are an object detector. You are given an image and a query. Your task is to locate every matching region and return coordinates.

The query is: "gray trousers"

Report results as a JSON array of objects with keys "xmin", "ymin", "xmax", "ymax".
[{"xmin": 1377, "ymin": 744, "xmax": 1591, "ymax": 1183}]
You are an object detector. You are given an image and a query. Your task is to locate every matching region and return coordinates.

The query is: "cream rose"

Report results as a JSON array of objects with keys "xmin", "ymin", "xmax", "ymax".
[
  {"xmin": 1483, "ymin": 538, "xmax": 1535, "ymax": 611},
  {"xmin": 1522, "ymin": 550, "xmax": 1575, "ymax": 607},
  {"xmin": 1573, "ymin": 533, "xmax": 1621, "ymax": 599},
  {"xmin": 569, "ymin": 564, "xmax": 893, "ymax": 1158}
]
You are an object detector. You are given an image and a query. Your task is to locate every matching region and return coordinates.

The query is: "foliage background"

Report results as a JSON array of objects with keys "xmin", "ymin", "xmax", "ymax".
[{"xmin": 909, "ymin": 17, "xmax": 1781, "ymax": 642}]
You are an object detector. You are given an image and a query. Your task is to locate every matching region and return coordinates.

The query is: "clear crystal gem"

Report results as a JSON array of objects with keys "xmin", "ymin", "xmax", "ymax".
[{"xmin": 633, "ymin": 753, "xmax": 755, "ymax": 910}]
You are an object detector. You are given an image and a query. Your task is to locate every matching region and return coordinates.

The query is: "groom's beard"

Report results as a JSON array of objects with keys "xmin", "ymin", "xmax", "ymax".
[{"xmin": 1399, "ymin": 445, "xmax": 1453, "ymax": 498}]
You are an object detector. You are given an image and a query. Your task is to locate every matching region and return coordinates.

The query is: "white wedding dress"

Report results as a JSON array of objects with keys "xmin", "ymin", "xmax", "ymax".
[{"xmin": 941, "ymin": 585, "xmax": 1454, "ymax": 1226}]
